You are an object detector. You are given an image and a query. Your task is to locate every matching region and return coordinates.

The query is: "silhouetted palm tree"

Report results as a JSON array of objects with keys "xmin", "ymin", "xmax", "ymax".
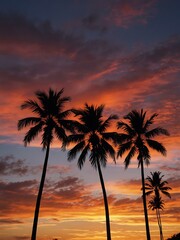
[
  {"xmin": 145, "ymin": 171, "xmax": 172, "ymax": 199},
  {"xmin": 67, "ymin": 103, "xmax": 118, "ymax": 240},
  {"xmin": 148, "ymin": 195, "xmax": 164, "ymax": 240},
  {"xmin": 117, "ymin": 109, "xmax": 169, "ymax": 240},
  {"xmin": 146, "ymin": 171, "xmax": 171, "ymax": 240},
  {"xmin": 18, "ymin": 88, "xmax": 72, "ymax": 240}
]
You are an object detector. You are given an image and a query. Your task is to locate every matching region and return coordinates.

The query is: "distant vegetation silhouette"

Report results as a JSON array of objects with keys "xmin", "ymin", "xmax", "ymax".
[
  {"xmin": 116, "ymin": 109, "xmax": 169, "ymax": 240},
  {"xmin": 66, "ymin": 103, "xmax": 119, "ymax": 240},
  {"xmin": 167, "ymin": 233, "xmax": 180, "ymax": 240},
  {"xmin": 145, "ymin": 171, "xmax": 172, "ymax": 240},
  {"xmin": 18, "ymin": 88, "xmax": 73, "ymax": 240}
]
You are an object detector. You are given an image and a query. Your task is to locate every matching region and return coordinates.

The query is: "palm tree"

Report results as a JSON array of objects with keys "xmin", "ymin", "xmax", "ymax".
[
  {"xmin": 67, "ymin": 103, "xmax": 118, "ymax": 240},
  {"xmin": 18, "ymin": 88, "xmax": 72, "ymax": 240},
  {"xmin": 148, "ymin": 195, "xmax": 165, "ymax": 240},
  {"xmin": 145, "ymin": 171, "xmax": 171, "ymax": 240},
  {"xmin": 117, "ymin": 109, "xmax": 169, "ymax": 240},
  {"xmin": 145, "ymin": 171, "xmax": 172, "ymax": 199}
]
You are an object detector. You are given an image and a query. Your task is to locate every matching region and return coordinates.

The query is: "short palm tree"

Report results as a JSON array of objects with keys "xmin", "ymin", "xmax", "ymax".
[
  {"xmin": 18, "ymin": 88, "xmax": 72, "ymax": 240},
  {"xmin": 67, "ymin": 103, "xmax": 118, "ymax": 240},
  {"xmin": 117, "ymin": 109, "xmax": 169, "ymax": 240},
  {"xmin": 145, "ymin": 171, "xmax": 171, "ymax": 240},
  {"xmin": 148, "ymin": 195, "xmax": 164, "ymax": 240}
]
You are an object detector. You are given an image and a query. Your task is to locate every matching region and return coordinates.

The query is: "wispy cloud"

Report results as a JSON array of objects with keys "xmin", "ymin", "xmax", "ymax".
[{"xmin": 0, "ymin": 155, "xmax": 28, "ymax": 176}]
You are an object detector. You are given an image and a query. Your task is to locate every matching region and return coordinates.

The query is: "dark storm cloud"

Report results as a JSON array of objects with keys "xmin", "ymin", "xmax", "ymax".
[{"xmin": 0, "ymin": 155, "xmax": 28, "ymax": 176}]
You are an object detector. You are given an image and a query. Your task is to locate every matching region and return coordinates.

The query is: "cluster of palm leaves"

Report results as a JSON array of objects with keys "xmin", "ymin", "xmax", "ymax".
[{"xmin": 18, "ymin": 88, "xmax": 170, "ymax": 240}]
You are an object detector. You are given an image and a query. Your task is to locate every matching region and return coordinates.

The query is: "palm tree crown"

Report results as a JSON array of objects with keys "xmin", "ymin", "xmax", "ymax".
[
  {"xmin": 148, "ymin": 194, "xmax": 165, "ymax": 211},
  {"xmin": 18, "ymin": 88, "xmax": 71, "ymax": 148},
  {"xmin": 67, "ymin": 103, "xmax": 118, "ymax": 169},
  {"xmin": 145, "ymin": 171, "xmax": 172, "ymax": 199},
  {"xmin": 117, "ymin": 109, "xmax": 169, "ymax": 168}
]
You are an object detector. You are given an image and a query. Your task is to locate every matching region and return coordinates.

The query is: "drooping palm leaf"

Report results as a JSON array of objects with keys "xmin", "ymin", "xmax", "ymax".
[
  {"xmin": 146, "ymin": 139, "xmax": 167, "ymax": 156},
  {"xmin": 18, "ymin": 117, "xmax": 41, "ymax": 130}
]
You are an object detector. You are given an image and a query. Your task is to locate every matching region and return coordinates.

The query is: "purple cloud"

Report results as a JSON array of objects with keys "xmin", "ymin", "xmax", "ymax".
[{"xmin": 0, "ymin": 155, "xmax": 28, "ymax": 176}]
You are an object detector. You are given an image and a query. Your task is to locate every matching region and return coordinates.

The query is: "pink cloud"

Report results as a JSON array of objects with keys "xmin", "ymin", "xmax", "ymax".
[{"xmin": 107, "ymin": 0, "xmax": 157, "ymax": 27}]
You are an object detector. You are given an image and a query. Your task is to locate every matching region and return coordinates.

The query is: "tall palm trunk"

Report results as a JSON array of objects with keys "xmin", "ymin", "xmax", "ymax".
[
  {"xmin": 156, "ymin": 209, "xmax": 163, "ymax": 240},
  {"xmin": 97, "ymin": 159, "xmax": 111, "ymax": 240},
  {"xmin": 140, "ymin": 157, "xmax": 151, "ymax": 240},
  {"xmin": 31, "ymin": 142, "xmax": 50, "ymax": 240}
]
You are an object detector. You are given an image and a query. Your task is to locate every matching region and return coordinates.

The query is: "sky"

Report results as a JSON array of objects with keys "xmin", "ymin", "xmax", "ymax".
[{"xmin": 0, "ymin": 0, "xmax": 180, "ymax": 240}]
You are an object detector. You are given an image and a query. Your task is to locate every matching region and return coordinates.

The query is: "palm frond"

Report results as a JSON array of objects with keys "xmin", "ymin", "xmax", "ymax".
[
  {"xmin": 18, "ymin": 117, "xmax": 41, "ymax": 130},
  {"xmin": 116, "ymin": 133, "xmax": 132, "ymax": 143},
  {"xmin": 24, "ymin": 122, "xmax": 43, "ymax": 146},
  {"xmin": 89, "ymin": 149, "xmax": 107, "ymax": 169},
  {"xmin": 67, "ymin": 134, "xmax": 85, "ymax": 144},
  {"xmin": 146, "ymin": 139, "xmax": 167, "ymax": 156},
  {"xmin": 142, "ymin": 145, "xmax": 151, "ymax": 166},
  {"xmin": 143, "ymin": 113, "xmax": 158, "ymax": 132},
  {"xmin": 21, "ymin": 100, "xmax": 44, "ymax": 116},
  {"xmin": 145, "ymin": 127, "xmax": 170, "ymax": 138},
  {"xmin": 99, "ymin": 114, "xmax": 118, "ymax": 132},
  {"xmin": 101, "ymin": 139, "xmax": 116, "ymax": 162},
  {"xmin": 77, "ymin": 144, "xmax": 90, "ymax": 169},
  {"xmin": 124, "ymin": 146, "xmax": 136, "ymax": 169},
  {"xmin": 58, "ymin": 109, "xmax": 72, "ymax": 119},
  {"xmin": 54, "ymin": 125, "xmax": 67, "ymax": 148},
  {"xmin": 67, "ymin": 141, "xmax": 85, "ymax": 161},
  {"xmin": 41, "ymin": 124, "xmax": 54, "ymax": 149},
  {"xmin": 161, "ymin": 190, "xmax": 171, "ymax": 199},
  {"xmin": 117, "ymin": 121, "xmax": 135, "ymax": 136},
  {"xmin": 145, "ymin": 190, "xmax": 153, "ymax": 196},
  {"xmin": 117, "ymin": 141, "xmax": 132, "ymax": 158},
  {"xmin": 102, "ymin": 132, "xmax": 119, "ymax": 145}
]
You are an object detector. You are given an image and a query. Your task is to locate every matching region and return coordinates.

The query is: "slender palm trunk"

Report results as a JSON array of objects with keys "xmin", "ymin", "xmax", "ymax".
[
  {"xmin": 97, "ymin": 159, "xmax": 111, "ymax": 240},
  {"xmin": 31, "ymin": 142, "xmax": 50, "ymax": 240},
  {"xmin": 156, "ymin": 209, "xmax": 163, "ymax": 240},
  {"xmin": 140, "ymin": 158, "xmax": 151, "ymax": 240}
]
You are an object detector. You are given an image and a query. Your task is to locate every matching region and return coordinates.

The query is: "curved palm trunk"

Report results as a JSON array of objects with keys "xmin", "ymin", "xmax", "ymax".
[
  {"xmin": 97, "ymin": 159, "xmax": 111, "ymax": 240},
  {"xmin": 140, "ymin": 158, "xmax": 151, "ymax": 240},
  {"xmin": 31, "ymin": 142, "xmax": 50, "ymax": 240}
]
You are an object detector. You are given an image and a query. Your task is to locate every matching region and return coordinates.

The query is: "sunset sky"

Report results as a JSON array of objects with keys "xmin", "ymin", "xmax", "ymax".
[{"xmin": 0, "ymin": 1, "xmax": 180, "ymax": 240}]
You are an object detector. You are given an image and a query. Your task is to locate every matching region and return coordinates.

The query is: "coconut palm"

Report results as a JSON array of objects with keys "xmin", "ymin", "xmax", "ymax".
[
  {"xmin": 117, "ymin": 109, "xmax": 169, "ymax": 240},
  {"xmin": 148, "ymin": 195, "xmax": 165, "ymax": 240},
  {"xmin": 18, "ymin": 88, "xmax": 72, "ymax": 240},
  {"xmin": 145, "ymin": 171, "xmax": 171, "ymax": 240},
  {"xmin": 145, "ymin": 171, "xmax": 172, "ymax": 199},
  {"xmin": 67, "ymin": 103, "xmax": 118, "ymax": 240}
]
